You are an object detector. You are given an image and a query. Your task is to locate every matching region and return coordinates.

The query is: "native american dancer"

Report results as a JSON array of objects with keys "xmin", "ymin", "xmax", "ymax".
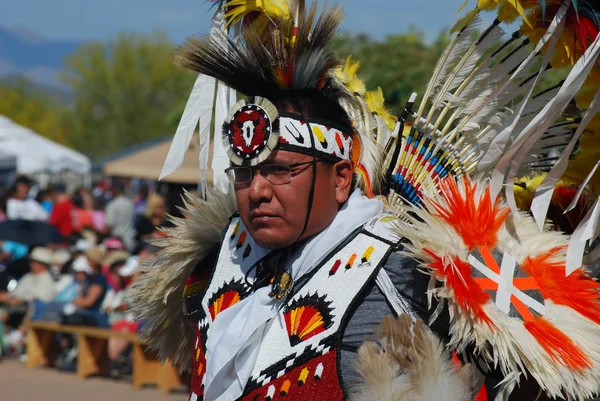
[{"xmin": 133, "ymin": 1, "xmax": 600, "ymax": 400}]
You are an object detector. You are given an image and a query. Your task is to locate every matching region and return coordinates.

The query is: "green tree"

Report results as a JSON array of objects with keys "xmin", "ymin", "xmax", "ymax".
[
  {"xmin": 333, "ymin": 27, "xmax": 450, "ymax": 115},
  {"xmin": 62, "ymin": 31, "xmax": 196, "ymax": 158},
  {"xmin": 0, "ymin": 81, "xmax": 73, "ymax": 145}
]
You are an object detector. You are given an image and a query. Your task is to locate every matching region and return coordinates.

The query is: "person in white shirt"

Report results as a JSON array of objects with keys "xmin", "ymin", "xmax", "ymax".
[
  {"xmin": 104, "ymin": 181, "xmax": 136, "ymax": 252},
  {"xmin": 0, "ymin": 247, "xmax": 56, "ymax": 327},
  {"xmin": 5, "ymin": 177, "xmax": 48, "ymax": 221}
]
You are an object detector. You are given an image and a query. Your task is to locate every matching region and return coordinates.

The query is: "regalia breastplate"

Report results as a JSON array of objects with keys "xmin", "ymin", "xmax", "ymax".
[{"xmin": 188, "ymin": 214, "xmax": 399, "ymax": 401}]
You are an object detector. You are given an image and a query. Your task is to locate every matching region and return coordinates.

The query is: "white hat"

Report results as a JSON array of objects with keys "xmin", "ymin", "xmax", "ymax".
[
  {"xmin": 30, "ymin": 247, "xmax": 54, "ymax": 266},
  {"xmin": 75, "ymin": 239, "xmax": 93, "ymax": 252},
  {"xmin": 53, "ymin": 249, "xmax": 71, "ymax": 267},
  {"xmin": 72, "ymin": 255, "xmax": 93, "ymax": 274},
  {"xmin": 118, "ymin": 256, "xmax": 139, "ymax": 277}
]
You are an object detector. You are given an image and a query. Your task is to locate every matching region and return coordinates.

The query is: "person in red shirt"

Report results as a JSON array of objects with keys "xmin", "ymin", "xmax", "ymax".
[{"xmin": 49, "ymin": 185, "xmax": 74, "ymax": 238}]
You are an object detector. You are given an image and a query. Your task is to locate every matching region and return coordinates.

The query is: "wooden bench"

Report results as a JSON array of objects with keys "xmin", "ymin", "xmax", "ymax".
[{"xmin": 26, "ymin": 321, "xmax": 184, "ymax": 393}]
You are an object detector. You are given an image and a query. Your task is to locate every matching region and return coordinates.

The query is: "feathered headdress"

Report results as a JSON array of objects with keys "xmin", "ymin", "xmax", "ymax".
[
  {"xmin": 175, "ymin": 1, "xmax": 341, "ymax": 96},
  {"xmin": 161, "ymin": 0, "xmax": 398, "ymax": 198}
]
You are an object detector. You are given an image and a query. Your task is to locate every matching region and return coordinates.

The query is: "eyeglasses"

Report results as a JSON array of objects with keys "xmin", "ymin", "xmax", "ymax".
[{"xmin": 225, "ymin": 161, "xmax": 321, "ymax": 185}]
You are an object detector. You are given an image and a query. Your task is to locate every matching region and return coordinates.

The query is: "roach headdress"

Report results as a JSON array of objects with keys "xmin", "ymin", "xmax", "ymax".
[{"xmin": 169, "ymin": 1, "xmax": 361, "ymax": 169}]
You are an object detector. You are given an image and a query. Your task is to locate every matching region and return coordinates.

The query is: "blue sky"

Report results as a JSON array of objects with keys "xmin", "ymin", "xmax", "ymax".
[{"xmin": 0, "ymin": 0, "xmax": 483, "ymax": 43}]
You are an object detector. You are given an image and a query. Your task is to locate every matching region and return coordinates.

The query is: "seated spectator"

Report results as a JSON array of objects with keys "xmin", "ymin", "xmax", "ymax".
[
  {"xmin": 102, "ymin": 237, "xmax": 125, "ymax": 252},
  {"xmin": 51, "ymin": 249, "xmax": 71, "ymax": 283},
  {"xmin": 135, "ymin": 193, "xmax": 167, "ymax": 243},
  {"xmin": 54, "ymin": 249, "xmax": 108, "ymax": 370},
  {"xmin": 60, "ymin": 247, "xmax": 108, "ymax": 327},
  {"xmin": 102, "ymin": 250, "xmax": 129, "ymax": 291},
  {"xmin": 108, "ymin": 256, "xmax": 142, "ymax": 378},
  {"xmin": 56, "ymin": 256, "xmax": 90, "ymax": 303},
  {"xmin": 31, "ymin": 255, "xmax": 92, "ymax": 323},
  {"xmin": 0, "ymin": 247, "xmax": 55, "ymax": 331}
]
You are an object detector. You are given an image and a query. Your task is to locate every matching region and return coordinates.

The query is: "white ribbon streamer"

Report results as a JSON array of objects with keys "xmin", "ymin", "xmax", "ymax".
[
  {"xmin": 212, "ymin": 82, "xmax": 237, "ymax": 193},
  {"xmin": 504, "ymin": 31, "xmax": 600, "ymax": 217},
  {"xmin": 565, "ymin": 159, "xmax": 600, "ymax": 213},
  {"xmin": 531, "ymin": 87, "xmax": 600, "ymax": 230},
  {"xmin": 160, "ymin": 6, "xmax": 225, "ymax": 182},
  {"xmin": 488, "ymin": 2, "xmax": 569, "ymax": 202},
  {"xmin": 567, "ymin": 196, "xmax": 600, "ymax": 275},
  {"xmin": 160, "ymin": 73, "xmax": 214, "ymax": 180}
]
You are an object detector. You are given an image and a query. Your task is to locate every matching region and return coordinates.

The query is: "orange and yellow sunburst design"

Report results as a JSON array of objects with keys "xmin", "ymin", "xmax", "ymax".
[
  {"xmin": 207, "ymin": 278, "xmax": 251, "ymax": 320},
  {"xmin": 284, "ymin": 293, "xmax": 334, "ymax": 346}
]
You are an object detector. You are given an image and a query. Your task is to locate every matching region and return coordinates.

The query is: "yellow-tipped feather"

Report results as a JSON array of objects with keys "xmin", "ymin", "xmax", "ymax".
[
  {"xmin": 502, "ymin": 0, "xmax": 531, "ymax": 26},
  {"xmin": 335, "ymin": 56, "xmax": 367, "ymax": 97},
  {"xmin": 477, "ymin": 0, "xmax": 499, "ymax": 11},
  {"xmin": 223, "ymin": 0, "xmax": 292, "ymax": 29},
  {"xmin": 514, "ymin": 173, "xmax": 548, "ymax": 210},
  {"xmin": 365, "ymin": 87, "xmax": 398, "ymax": 131},
  {"xmin": 497, "ymin": 2, "xmax": 521, "ymax": 23}
]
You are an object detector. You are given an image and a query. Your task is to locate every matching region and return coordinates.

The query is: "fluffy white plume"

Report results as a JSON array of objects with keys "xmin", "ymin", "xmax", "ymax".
[{"xmin": 131, "ymin": 187, "xmax": 237, "ymax": 372}]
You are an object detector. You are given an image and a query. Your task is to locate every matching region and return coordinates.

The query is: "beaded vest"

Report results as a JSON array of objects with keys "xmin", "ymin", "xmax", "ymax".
[{"xmin": 186, "ymin": 214, "xmax": 399, "ymax": 401}]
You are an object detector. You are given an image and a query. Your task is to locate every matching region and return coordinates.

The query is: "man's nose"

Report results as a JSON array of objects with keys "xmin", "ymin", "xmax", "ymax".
[{"xmin": 248, "ymin": 170, "xmax": 273, "ymax": 204}]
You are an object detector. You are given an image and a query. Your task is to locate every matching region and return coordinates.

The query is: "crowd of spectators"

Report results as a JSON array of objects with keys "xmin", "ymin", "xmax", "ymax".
[{"xmin": 0, "ymin": 176, "xmax": 168, "ymax": 378}]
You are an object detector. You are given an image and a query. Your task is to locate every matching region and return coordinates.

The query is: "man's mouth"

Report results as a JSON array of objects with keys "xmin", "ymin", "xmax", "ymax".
[{"xmin": 250, "ymin": 211, "xmax": 278, "ymax": 223}]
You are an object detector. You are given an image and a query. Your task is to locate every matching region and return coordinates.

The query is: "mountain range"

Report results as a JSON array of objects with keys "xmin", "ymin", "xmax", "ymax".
[{"xmin": 0, "ymin": 25, "xmax": 80, "ymax": 91}]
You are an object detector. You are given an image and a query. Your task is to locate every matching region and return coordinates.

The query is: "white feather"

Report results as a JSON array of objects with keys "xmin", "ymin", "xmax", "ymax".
[{"xmin": 416, "ymin": 16, "xmax": 482, "ymax": 120}]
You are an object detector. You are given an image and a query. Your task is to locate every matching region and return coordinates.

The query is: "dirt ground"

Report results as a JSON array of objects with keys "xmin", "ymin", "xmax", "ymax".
[{"xmin": 0, "ymin": 359, "xmax": 190, "ymax": 401}]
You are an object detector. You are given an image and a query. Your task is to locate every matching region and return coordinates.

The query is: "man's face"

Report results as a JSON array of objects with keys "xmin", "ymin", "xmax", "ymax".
[
  {"xmin": 15, "ymin": 183, "xmax": 29, "ymax": 200},
  {"xmin": 234, "ymin": 150, "xmax": 346, "ymax": 249},
  {"xmin": 30, "ymin": 260, "xmax": 47, "ymax": 274}
]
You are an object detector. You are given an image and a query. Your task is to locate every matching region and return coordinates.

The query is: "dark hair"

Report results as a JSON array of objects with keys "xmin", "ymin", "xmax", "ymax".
[
  {"xmin": 71, "ymin": 192, "xmax": 84, "ymax": 208},
  {"xmin": 111, "ymin": 179, "xmax": 126, "ymax": 194},
  {"xmin": 268, "ymin": 88, "xmax": 353, "ymax": 133},
  {"xmin": 35, "ymin": 189, "xmax": 48, "ymax": 203}
]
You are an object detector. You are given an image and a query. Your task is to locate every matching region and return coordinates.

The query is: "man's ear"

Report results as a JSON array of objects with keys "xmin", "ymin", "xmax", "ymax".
[{"xmin": 334, "ymin": 160, "xmax": 353, "ymax": 204}]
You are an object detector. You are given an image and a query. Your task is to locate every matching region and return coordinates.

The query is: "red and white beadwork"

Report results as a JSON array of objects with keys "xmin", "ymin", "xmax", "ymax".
[{"xmin": 223, "ymin": 97, "xmax": 280, "ymax": 166}]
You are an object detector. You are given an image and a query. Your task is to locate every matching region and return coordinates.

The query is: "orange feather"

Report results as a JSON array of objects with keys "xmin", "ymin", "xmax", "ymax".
[{"xmin": 430, "ymin": 178, "xmax": 510, "ymax": 251}]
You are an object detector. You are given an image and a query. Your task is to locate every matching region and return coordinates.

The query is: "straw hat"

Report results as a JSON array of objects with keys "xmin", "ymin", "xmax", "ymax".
[
  {"xmin": 52, "ymin": 249, "xmax": 71, "ymax": 267},
  {"xmin": 85, "ymin": 246, "xmax": 106, "ymax": 267},
  {"xmin": 104, "ymin": 250, "xmax": 130, "ymax": 269},
  {"xmin": 30, "ymin": 247, "xmax": 54, "ymax": 266}
]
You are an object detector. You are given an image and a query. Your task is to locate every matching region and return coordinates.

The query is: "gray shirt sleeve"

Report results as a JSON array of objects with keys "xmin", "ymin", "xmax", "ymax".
[{"xmin": 338, "ymin": 251, "xmax": 450, "ymax": 391}]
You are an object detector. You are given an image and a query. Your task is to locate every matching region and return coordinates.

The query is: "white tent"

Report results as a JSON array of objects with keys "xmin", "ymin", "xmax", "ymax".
[{"xmin": 0, "ymin": 116, "xmax": 91, "ymax": 174}]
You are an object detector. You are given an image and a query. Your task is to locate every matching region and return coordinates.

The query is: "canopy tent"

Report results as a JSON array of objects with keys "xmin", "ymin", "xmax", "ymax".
[
  {"xmin": 0, "ymin": 150, "xmax": 17, "ymax": 188},
  {"xmin": 0, "ymin": 116, "xmax": 91, "ymax": 174},
  {"xmin": 92, "ymin": 136, "xmax": 172, "ymax": 174},
  {"xmin": 103, "ymin": 135, "xmax": 211, "ymax": 184},
  {"xmin": 0, "ymin": 150, "xmax": 17, "ymax": 171}
]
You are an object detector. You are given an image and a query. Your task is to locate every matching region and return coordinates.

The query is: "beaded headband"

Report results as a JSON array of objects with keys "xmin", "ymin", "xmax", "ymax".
[{"xmin": 222, "ymin": 97, "xmax": 353, "ymax": 166}]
